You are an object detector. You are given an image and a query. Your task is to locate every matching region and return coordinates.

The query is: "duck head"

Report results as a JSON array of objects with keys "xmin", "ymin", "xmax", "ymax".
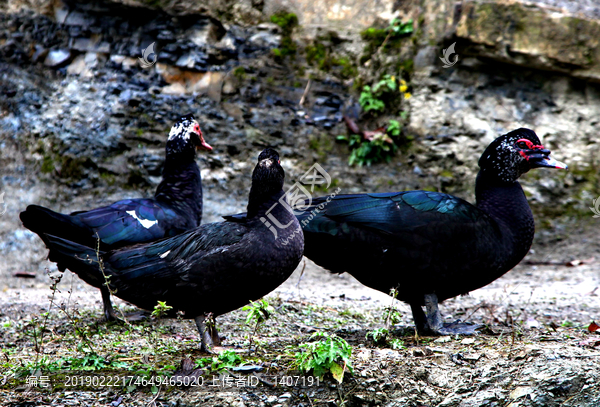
[
  {"xmin": 478, "ymin": 128, "xmax": 567, "ymax": 183},
  {"xmin": 166, "ymin": 114, "xmax": 213, "ymax": 158}
]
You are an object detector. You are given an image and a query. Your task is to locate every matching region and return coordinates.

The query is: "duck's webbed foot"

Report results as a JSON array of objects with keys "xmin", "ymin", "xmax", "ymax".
[
  {"xmin": 195, "ymin": 313, "xmax": 222, "ymax": 353},
  {"xmin": 411, "ymin": 293, "xmax": 481, "ymax": 336}
]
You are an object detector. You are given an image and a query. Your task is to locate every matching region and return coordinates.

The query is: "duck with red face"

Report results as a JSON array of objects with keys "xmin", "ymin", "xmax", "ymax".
[{"xmin": 295, "ymin": 128, "xmax": 567, "ymax": 335}]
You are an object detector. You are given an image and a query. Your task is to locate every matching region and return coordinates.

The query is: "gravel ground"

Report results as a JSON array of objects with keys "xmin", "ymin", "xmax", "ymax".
[{"xmin": 1, "ymin": 224, "xmax": 599, "ymax": 406}]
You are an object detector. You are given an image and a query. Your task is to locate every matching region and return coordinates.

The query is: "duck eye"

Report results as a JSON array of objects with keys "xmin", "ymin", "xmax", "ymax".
[{"xmin": 516, "ymin": 139, "xmax": 531, "ymax": 149}]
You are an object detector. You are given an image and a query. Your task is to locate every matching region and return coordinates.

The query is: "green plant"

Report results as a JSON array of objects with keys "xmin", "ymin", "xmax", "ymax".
[
  {"xmin": 305, "ymin": 42, "xmax": 327, "ymax": 67},
  {"xmin": 390, "ymin": 338, "xmax": 406, "ymax": 350},
  {"xmin": 338, "ymin": 75, "xmax": 411, "ymax": 166},
  {"xmin": 388, "ymin": 18, "xmax": 414, "ymax": 36},
  {"xmin": 384, "ymin": 288, "xmax": 403, "ymax": 326},
  {"xmin": 358, "ymin": 75, "xmax": 410, "ymax": 115},
  {"xmin": 295, "ymin": 332, "xmax": 353, "ymax": 383},
  {"xmin": 359, "ymin": 86, "xmax": 386, "ymax": 113},
  {"xmin": 151, "ymin": 301, "xmax": 173, "ymax": 319},
  {"xmin": 13, "ymin": 352, "xmax": 130, "ymax": 378},
  {"xmin": 195, "ymin": 350, "xmax": 243, "ymax": 372},
  {"xmin": 242, "ymin": 298, "xmax": 274, "ymax": 352},
  {"xmin": 387, "ymin": 119, "xmax": 402, "ymax": 137},
  {"xmin": 94, "ymin": 233, "xmax": 131, "ymax": 324},
  {"xmin": 28, "ymin": 270, "xmax": 62, "ymax": 356},
  {"xmin": 338, "ymin": 119, "xmax": 408, "ymax": 167},
  {"xmin": 366, "ymin": 328, "xmax": 389, "ymax": 344},
  {"xmin": 350, "ymin": 132, "xmax": 396, "ymax": 166},
  {"xmin": 366, "ymin": 328, "xmax": 406, "ymax": 349},
  {"xmin": 244, "ymin": 299, "xmax": 274, "ymax": 326}
]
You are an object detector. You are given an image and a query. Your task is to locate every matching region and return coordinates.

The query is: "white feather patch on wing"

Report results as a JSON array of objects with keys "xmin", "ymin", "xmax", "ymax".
[
  {"xmin": 159, "ymin": 250, "xmax": 171, "ymax": 258},
  {"xmin": 126, "ymin": 210, "xmax": 158, "ymax": 229}
]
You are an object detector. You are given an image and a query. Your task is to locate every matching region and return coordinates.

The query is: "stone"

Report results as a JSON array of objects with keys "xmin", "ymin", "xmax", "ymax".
[
  {"xmin": 44, "ymin": 49, "xmax": 71, "ymax": 67},
  {"xmin": 70, "ymin": 38, "xmax": 111, "ymax": 53},
  {"xmin": 66, "ymin": 55, "xmax": 86, "ymax": 75},
  {"xmin": 453, "ymin": 1, "xmax": 600, "ymax": 82},
  {"xmin": 248, "ymin": 31, "xmax": 281, "ymax": 48},
  {"xmin": 222, "ymin": 74, "xmax": 238, "ymax": 95},
  {"xmin": 161, "ymin": 83, "xmax": 187, "ymax": 95}
]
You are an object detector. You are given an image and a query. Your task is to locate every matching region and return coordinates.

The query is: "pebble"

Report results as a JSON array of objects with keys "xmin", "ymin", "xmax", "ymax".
[{"xmin": 44, "ymin": 49, "xmax": 71, "ymax": 67}]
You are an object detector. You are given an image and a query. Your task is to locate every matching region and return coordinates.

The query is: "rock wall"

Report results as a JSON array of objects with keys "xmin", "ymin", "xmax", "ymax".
[{"xmin": 1, "ymin": 0, "xmax": 599, "ymax": 279}]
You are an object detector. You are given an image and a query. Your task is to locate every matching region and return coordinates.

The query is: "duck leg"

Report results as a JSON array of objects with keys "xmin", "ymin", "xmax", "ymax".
[
  {"xmin": 101, "ymin": 286, "xmax": 120, "ymax": 322},
  {"xmin": 409, "ymin": 295, "xmax": 444, "ymax": 335},
  {"xmin": 194, "ymin": 313, "xmax": 221, "ymax": 353},
  {"xmin": 410, "ymin": 302, "xmax": 429, "ymax": 335},
  {"xmin": 411, "ymin": 294, "xmax": 481, "ymax": 335},
  {"xmin": 424, "ymin": 293, "xmax": 444, "ymax": 333}
]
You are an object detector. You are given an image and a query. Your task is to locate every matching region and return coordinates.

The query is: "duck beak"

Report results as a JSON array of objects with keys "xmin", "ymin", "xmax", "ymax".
[
  {"xmin": 539, "ymin": 156, "xmax": 568, "ymax": 170},
  {"xmin": 194, "ymin": 128, "xmax": 213, "ymax": 151},
  {"xmin": 529, "ymin": 151, "xmax": 568, "ymax": 170},
  {"xmin": 196, "ymin": 136, "xmax": 213, "ymax": 151}
]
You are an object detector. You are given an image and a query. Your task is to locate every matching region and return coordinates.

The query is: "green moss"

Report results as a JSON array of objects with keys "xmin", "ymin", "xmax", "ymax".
[
  {"xmin": 400, "ymin": 58, "xmax": 414, "ymax": 75},
  {"xmin": 271, "ymin": 39, "xmax": 296, "ymax": 63},
  {"xmin": 361, "ymin": 27, "xmax": 388, "ymax": 44},
  {"xmin": 270, "ymin": 12, "xmax": 298, "ymax": 35},
  {"xmin": 305, "ymin": 43, "xmax": 327, "ymax": 67},
  {"xmin": 99, "ymin": 170, "xmax": 117, "ymax": 186},
  {"xmin": 41, "ymin": 155, "xmax": 54, "ymax": 173},
  {"xmin": 570, "ymin": 164, "xmax": 600, "ymax": 190},
  {"xmin": 305, "ymin": 42, "xmax": 357, "ymax": 76},
  {"xmin": 233, "ymin": 67, "xmax": 246, "ymax": 80},
  {"xmin": 308, "ymin": 133, "xmax": 334, "ymax": 162},
  {"xmin": 271, "ymin": 48, "xmax": 283, "ymax": 62},
  {"xmin": 269, "ymin": 11, "xmax": 299, "ymax": 63},
  {"xmin": 335, "ymin": 57, "xmax": 357, "ymax": 78},
  {"xmin": 360, "ymin": 27, "xmax": 398, "ymax": 56},
  {"xmin": 360, "ymin": 19, "xmax": 414, "ymax": 58},
  {"xmin": 281, "ymin": 37, "xmax": 297, "ymax": 55},
  {"xmin": 60, "ymin": 156, "xmax": 85, "ymax": 179}
]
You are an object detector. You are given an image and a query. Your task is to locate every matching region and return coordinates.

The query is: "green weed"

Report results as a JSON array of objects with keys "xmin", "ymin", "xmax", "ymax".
[
  {"xmin": 151, "ymin": 301, "xmax": 173, "ymax": 319},
  {"xmin": 295, "ymin": 332, "xmax": 353, "ymax": 383},
  {"xmin": 242, "ymin": 298, "xmax": 274, "ymax": 352}
]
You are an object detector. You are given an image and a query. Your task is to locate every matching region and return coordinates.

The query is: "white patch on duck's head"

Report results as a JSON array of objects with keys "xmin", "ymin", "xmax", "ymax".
[
  {"xmin": 168, "ymin": 114, "xmax": 197, "ymax": 142},
  {"xmin": 126, "ymin": 210, "xmax": 158, "ymax": 229},
  {"xmin": 166, "ymin": 114, "xmax": 211, "ymax": 154},
  {"xmin": 259, "ymin": 158, "xmax": 274, "ymax": 168}
]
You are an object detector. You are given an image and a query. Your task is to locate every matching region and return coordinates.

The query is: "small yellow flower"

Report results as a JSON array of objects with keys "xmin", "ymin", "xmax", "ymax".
[
  {"xmin": 391, "ymin": 75, "xmax": 396, "ymax": 82},
  {"xmin": 404, "ymin": 92, "xmax": 412, "ymax": 100},
  {"xmin": 400, "ymin": 85, "xmax": 408, "ymax": 93}
]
